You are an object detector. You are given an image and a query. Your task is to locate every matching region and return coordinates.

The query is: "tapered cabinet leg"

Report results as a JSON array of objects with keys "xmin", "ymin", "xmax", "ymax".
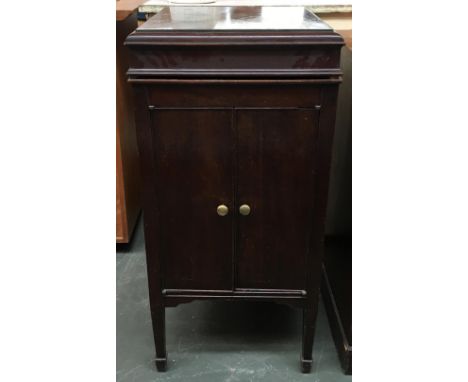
[
  {"xmin": 301, "ymin": 307, "xmax": 317, "ymax": 373},
  {"xmin": 152, "ymin": 306, "xmax": 167, "ymax": 372}
]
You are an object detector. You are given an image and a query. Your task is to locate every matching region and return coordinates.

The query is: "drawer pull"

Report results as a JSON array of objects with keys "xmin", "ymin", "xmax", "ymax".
[
  {"xmin": 239, "ymin": 204, "xmax": 251, "ymax": 216},
  {"xmin": 216, "ymin": 204, "xmax": 229, "ymax": 217}
]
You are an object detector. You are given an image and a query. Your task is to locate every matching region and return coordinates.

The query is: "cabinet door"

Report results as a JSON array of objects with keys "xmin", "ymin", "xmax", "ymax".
[
  {"xmin": 236, "ymin": 108, "xmax": 319, "ymax": 290},
  {"xmin": 151, "ymin": 109, "xmax": 234, "ymax": 290}
]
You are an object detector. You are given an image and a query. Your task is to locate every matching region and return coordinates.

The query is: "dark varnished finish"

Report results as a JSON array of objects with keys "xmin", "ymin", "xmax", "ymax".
[
  {"xmin": 151, "ymin": 109, "xmax": 234, "ymax": 290},
  {"xmin": 322, "ymin": 46, "xmax": 352, "ymax": 375},
  {"xmin": 128, "ymin": 44, "xmax": 340, "ymax": 81},
  {"xmin": 147, "ymin": 83, "xmax": 322, "ymax": 107},
  {"xmin": 137, "ymin": 7, "xmax": 332, "ymax": 32},
  {"xmin": 153, "ymin": 306, "xmax": 167, "ymax": 371},
  {"xmin": 126, "ymin": 7, "xmax": 342, "ymax": 80},
  {"xmin": 301, "ymin": 307, "xmax": 318, "ymax": 373},
  {"xmin": 126, "ymin": 6, "xmax": 343, "ymax": 373},
  {"xmin": 237, "ymin": 108, "xmax": 319, "ymax": 290},
  {"xmin": 127, "ymin": 45, "xmax": 341, "ymax": 78}
]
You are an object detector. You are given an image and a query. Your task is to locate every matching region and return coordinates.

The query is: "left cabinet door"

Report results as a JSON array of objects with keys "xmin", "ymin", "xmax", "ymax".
[{"xmin": 150, "ymin": 109, "xmax": 234, "ymax": 291}]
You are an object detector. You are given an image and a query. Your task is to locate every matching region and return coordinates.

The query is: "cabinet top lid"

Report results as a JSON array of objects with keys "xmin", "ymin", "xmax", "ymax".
[{"xmin": 138, "ymin": 6, "xmax": 332, "ymax": 31}]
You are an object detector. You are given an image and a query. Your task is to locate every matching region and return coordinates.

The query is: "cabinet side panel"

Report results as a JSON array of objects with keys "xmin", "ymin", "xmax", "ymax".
[{"xmin": 307, "ymin": 85, "xmax": 340, "ymax": 299}]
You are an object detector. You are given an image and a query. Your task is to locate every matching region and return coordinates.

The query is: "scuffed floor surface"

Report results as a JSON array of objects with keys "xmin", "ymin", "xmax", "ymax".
[{"xmin": 117, "ymin": 218, "xmax": 352, "ymax": 382}]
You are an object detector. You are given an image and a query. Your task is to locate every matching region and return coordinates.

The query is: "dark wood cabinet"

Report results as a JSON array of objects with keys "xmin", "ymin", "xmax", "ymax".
[{"xmin": 126, "ymin": 6, "xmax": 343, "ymax": 373}]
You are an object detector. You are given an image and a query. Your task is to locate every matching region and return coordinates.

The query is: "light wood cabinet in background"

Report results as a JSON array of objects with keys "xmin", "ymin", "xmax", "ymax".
[{"xmin": 117, "ymin": 11, "xmax": 141, "ymax": 243}]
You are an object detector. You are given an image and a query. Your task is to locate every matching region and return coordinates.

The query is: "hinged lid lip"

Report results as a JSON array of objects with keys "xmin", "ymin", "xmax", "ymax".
[{"xmin": 125, "ymin": 5, "xmax": 344, "ymax": 80}]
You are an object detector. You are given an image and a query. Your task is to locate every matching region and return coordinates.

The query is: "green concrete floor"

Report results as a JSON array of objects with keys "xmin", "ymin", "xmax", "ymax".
[{"xmin": 117, "ymin": 217, "xmax": 352, "ymax": 382}]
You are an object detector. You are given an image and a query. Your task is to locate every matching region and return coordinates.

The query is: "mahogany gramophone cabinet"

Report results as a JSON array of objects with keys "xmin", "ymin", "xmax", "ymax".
[{"xmin": 125, "ymin": 6, "xmax": 344, "ymax": 372}]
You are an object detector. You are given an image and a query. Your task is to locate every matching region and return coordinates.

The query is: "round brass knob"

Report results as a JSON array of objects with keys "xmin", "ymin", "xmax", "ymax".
[
  {"xmin": 217, "ymin": 204, "xmax": 229, "ymax": 216},
  {"xmin": 239, "ymin": 204, "xmax": 251, "ymax": 216}
]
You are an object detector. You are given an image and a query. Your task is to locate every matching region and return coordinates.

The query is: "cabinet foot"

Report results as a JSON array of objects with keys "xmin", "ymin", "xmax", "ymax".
[
  {"xmin": 301, "ymin": 357, "xmax": 312, "ymax": 373},
  {"xmin": 152, "ymin": 306, "xmax": 167, "ymax": 372},
  {"xmin": 301, "ymin": 307, "xmax": 317, "ymax": 373},
  {"xmin": 155, "ymin": 356, "xmax": 167, "ymax": 372}
]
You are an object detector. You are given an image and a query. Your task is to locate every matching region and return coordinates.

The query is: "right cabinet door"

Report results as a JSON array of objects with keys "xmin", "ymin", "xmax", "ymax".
[{"xmin": 236, "ymin": 108, "xmax": 320, "ymax": 290}]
